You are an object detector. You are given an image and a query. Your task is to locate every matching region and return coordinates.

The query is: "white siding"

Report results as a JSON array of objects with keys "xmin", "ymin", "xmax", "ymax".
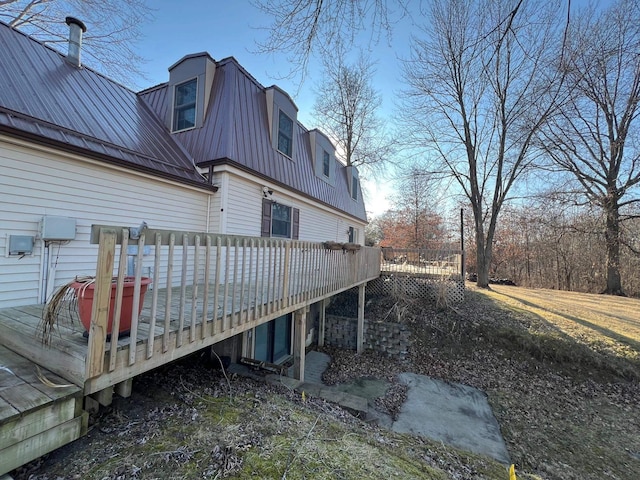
[
  {"xmin": 0, "ymin": 139, "xmax": 214, "ymax": 308},
  {"xmin": 222, "ymin": 173, "xmax": 366, "ymax": 243},
  {"xmin": 224, "ymin": 175, "xmax": 264, "ymax": 236},
  {"xmin": 207, "ymin": 174, "xmax": 223, "ymax": 233}
]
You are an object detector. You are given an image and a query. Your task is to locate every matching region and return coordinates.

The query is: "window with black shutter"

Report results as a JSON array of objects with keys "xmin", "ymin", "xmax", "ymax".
[{"xmin": 261, "ymin": 198, "xmax": 299, "ymax": 239}]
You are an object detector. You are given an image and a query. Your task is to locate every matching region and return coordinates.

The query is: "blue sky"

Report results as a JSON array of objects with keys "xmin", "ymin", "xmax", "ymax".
[
  {"xmin": 134, "ymin": 1, "xmax": 413, "ymax": 215},
  {"xmin": 136, "ymin": 1, "xmax": 412, "ymax": 126}
]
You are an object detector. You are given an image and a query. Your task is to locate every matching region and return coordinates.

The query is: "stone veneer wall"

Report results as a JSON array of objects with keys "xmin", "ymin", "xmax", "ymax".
[{"xmin": 322, "ymin": 315, "xmax": 410, "ymax": 361}]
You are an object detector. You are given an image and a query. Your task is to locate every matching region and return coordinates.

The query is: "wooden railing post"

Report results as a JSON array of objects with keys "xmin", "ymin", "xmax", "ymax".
[
  {"xmin": 86, "ymin": 228, "xmax": 117, "ymax": 379},
  {"xmin": 162, "ymin": 233, "xmax": 175, "ymax": 353},
  {"xmin": 108, "ymin": 228, "xmax": 128, "ymax": 372},
  {"xmin": 282, "ymin": 241, "xmax": 291, "ymax": 307},
  {"xmin": 201, "ymin": 235, "xmax": 212, "ymax": 339},
  {"xmin": 128, "ymin": 232, "xmax": 145, "ymax": 366},
  {"xmin": 147, "ymin": 232, "xmax": 162, "ymax": 358},
  {"xmin": 190, "ymin": 235, "xmax": 200, "ymax": 343}
]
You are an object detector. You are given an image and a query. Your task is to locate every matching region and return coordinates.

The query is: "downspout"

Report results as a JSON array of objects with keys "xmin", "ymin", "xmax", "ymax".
[
  {"xmin": 39, "ymin": 240, "xmax": 48, "ymax": 303},
  {"xmin": 219, "ymin": 173, "xmax": 229, "ymax": 232},
  {"xmin": 206, "ymin": 191, "xmax": 212, "ymax": 233},
  {"xmin": 205, "ymin": 165, "xmax": 214, "ymax": 233}
]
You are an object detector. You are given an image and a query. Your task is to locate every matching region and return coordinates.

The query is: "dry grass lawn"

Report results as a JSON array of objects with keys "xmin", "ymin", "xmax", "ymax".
[{"xmin": 487, "ymin": 284, "xmax": 640, "ymax": 356}]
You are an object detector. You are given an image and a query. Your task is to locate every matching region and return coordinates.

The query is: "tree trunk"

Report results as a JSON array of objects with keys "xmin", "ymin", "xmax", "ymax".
[
  {"xmin": 603, "ymin": 199, "xmax": 624, "ymax": 295},
  {"xmin": 475, "ymin": 229, "xmax": 491, "ymax": 288}
]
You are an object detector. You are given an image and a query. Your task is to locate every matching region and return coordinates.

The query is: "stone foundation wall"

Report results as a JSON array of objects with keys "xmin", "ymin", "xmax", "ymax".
[{"xmin": 322, "ymin": 315, "xmax": 410, "ymax": 361}]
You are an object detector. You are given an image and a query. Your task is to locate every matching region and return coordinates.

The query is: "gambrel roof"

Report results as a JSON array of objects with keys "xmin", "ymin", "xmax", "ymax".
[
  {"xmin": 0, "ymin": 21, "xmax": 210, "ymax": 190},
  {"xmin": 140, "ymin": 56, "xmax": 368, "ymax": 222},
  {"xmin": 0, "ymin": 22, "xmax": 367, "ymax": 221}
]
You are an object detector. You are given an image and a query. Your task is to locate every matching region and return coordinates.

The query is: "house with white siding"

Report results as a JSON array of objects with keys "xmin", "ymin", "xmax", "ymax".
[
  {"xmin": 0, "ymin": 18, "xmax": 379, "ymax": 474},
  {"xmin": 0, "ymin": 17, "xmax": 372, "ymax": 382}
]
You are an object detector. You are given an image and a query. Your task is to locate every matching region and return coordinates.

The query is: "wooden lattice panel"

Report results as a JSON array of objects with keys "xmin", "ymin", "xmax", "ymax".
[{"xmin": 368, "ymin": 275, "xmax": 465, "ymax": 304}]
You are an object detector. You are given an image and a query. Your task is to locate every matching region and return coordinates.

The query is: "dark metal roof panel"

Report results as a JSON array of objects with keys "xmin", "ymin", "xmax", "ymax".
[
  {"xmin": 140, "ymin": 57, "xmax": 367, "ymax": 221},
  {"xmin": 0, "ymin": 22, "xmax": 209, "ymax": 188}
]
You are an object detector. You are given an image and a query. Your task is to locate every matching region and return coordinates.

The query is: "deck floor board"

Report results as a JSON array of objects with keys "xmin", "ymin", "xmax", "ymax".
[{"xmin": 0, "ymin": 345, "xmax": 81, "ymax": 425}]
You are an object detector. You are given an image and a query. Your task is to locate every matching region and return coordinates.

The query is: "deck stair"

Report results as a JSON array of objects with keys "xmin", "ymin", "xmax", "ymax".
[{"xmin": 0, "ymin": 345, "xmax": 87, "ymax": 476}]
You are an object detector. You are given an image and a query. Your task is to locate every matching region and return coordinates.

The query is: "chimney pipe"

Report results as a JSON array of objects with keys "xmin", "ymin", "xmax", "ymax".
[{"xmin": 65, "ymin": 16, "xmax": 87, "ymax": 67}]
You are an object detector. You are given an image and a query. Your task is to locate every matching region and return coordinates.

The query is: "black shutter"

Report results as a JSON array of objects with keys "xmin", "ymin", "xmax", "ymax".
[
  {"xmin": 261, "ymin": 199, "xmax": 272, "ymax": 237},
  {"xmin": 292, "ymin": 208, "xmax": 300, "ymax": 240}
]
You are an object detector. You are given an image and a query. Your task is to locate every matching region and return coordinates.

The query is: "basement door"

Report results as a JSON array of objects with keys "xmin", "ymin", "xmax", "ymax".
[{"xmin": 254, "ymin": 314, "xmax": 291, "ymax": 364}]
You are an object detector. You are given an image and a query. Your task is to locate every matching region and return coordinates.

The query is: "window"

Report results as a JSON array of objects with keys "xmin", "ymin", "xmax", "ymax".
[
  {"xmin": 262, "ymin": 199, "xmax": 299, "ymax": 239},
  {"xmin": 271, "ymin": 202, "xmax": 291, "ymax": 238},
  {"xmin": 278, "ymin": 110, "xmax": 293, "ymax": 157},
  {"xmin": 173, "ymin": 78, "xmax": 197, "ymax": 131},
  {"xmin": 254, "ymin": 314, "xmax": 291, "ymax": 363},
  {"xmin": 322, "ymin": 150, "xmax": 330, "ymax": 177},
  {"xmin": 351, "ymin": 176, "xmax": 358, "ymax": 201},
  {"xmin": 348, "ymin": 226, "xmax": 356, "ymax": 243}
]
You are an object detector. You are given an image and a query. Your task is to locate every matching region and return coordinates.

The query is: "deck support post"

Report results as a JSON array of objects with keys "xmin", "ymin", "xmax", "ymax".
[
  {"xmin": 84, "ymin": 396, "xmax": 100, "ymax": 414},
  {"xmin": 357, "ymin": 283, "xmax": 366, "ymax": 354},
  {"xmin": 292, "ymin": 307, "xmax": 307, "ymax": 381},
  {"xmin": 92, "ymin": 386, "xmax": 113, "ymax": 407},
  {"xmin": 114, "ymin": 378, "xmax": 133, "ymax": 398},
  {"xmin": 318, "ymin": 298, "xmax": 327, "ymax": 347}
]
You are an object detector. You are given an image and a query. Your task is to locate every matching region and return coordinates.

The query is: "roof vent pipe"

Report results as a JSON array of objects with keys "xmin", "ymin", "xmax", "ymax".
[{"xmin": 65, "ymin": 16, "xmax": 87, "ymax": 67}]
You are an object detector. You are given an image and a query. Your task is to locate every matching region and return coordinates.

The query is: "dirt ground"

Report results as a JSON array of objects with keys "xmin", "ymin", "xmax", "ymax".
[{"xmin": 11, "ymin": 284, "xmax": 640, "ymax": 480}]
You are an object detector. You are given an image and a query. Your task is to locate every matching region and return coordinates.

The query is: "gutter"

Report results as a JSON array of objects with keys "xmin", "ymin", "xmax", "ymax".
[
  {"xmin": 0, "ymin": 124, "xmax": 217, "ymax": 193},
  {"xmin": 200, "ymin": 157, "xmax": 367, "ymax": 224}
]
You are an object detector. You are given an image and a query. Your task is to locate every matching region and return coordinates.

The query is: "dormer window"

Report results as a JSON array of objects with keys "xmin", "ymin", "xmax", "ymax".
[
  {"xmin": 278, "ymin": 110, "xmax": 293, "ymax": 157},
  {"xmin": 351, "ymin": 176, "xmax": 358, "ymax": 201},
  {"xmin": 167, "ymin": 53, "xmax": 216, "ymax": 132},
  {"xmin": 266, "ymin": 86, "xmax": 298, "ymax": 160},
  {"xmin": 322, "ymin": 150, "xmax": 330, "ymax": 177},
  {"xmin": 173, "ymin": 78, "xmax": 197, "ymax": 132},
  {"xmin": 309, "ymin": 129, "xmax": 336, "ymax": 185}
]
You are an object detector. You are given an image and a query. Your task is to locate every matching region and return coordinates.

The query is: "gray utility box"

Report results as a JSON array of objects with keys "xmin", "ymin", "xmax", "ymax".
[
  {"xmin": 41, "ymin": 216, "xmax": 76, "ymax": 241},
  {"xmin": 8, "ymin": 235, "xmax": 34, "ymax": 255}
]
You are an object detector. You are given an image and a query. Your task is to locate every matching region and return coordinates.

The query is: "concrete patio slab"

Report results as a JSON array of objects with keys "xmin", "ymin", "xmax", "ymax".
[{"xmin": 393, "ymin": 373, "xmax": 511, "ymax": 465}]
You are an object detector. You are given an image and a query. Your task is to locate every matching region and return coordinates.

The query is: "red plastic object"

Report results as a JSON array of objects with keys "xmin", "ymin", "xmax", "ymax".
[{"xmin": 72, "ymin": 276, "xmax": 152, "ymax": 335}]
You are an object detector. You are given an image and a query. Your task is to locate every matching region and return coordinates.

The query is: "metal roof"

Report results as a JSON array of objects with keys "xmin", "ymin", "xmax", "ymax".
[
  {"xmin": 0, "ymin": 22, "xmax": 210, "ymax": 189},
  {"xmin": 141, "ymin": 57, "xmax": 368, "ymax": 222}
]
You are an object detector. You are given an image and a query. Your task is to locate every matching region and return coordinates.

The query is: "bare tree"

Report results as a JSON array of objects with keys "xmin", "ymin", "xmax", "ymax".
[
  {"xmin": 538, "ymin": 0, "xmax": 640, "ymax": 295},
  {"xmin": 400, "ymin": 0, "xmax": 566, "ymax": 288},
  {"xmin": 251, "ymin": 0, "xmax": 411, "ymax": 79},
  {"xmin": 0, "ymin": 0, "xmax": 152, "ymax": 86},
  {"xmin": 312, "ymin": 48, "xmax": 393, "ymax": 174},
  {"xmin": 389, "ymin": 164, "xmax": 445, "ymax": 247}
]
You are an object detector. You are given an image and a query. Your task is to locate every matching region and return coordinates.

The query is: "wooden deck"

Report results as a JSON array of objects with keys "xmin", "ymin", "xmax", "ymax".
[
  {"xmin": 0, "ymin": 345, "xmax": 86, "ymax": 476},
  {"xmin": 0, "ymin": 226, "xmax": 382, "ymax": 398},
  {"xmin": 380, "ymin": 248, "xmax": 464, "ymax": 278}
]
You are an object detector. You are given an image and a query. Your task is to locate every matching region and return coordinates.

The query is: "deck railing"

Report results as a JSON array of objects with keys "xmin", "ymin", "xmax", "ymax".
[
  {"xmin": 85, "ymin": 226, "xmax": 381, "ymax": 380},
  {"xmin": 380, "ymin": 247, "xmax": 464, "ymax": 278}
]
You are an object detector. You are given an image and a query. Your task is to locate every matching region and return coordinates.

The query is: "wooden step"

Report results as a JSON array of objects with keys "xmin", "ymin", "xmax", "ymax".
[{"xmin": 0, "ymin": 345, "xmax": 87, "ymax": 476}]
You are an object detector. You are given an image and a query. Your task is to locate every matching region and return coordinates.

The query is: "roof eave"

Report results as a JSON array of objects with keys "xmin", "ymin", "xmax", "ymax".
[
  {"xmin": 0, "ymin": 126, "xmax": 217, "ymax": 193},
  {"xmin": 201, "ymin": 157, "xmax": 367, "ymax": 223}
]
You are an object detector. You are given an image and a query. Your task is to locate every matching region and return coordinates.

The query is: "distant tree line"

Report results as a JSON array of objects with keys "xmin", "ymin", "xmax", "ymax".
[{"xmin": 464, "ymin": 202, "xmax": 640, "ymax": 297}]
